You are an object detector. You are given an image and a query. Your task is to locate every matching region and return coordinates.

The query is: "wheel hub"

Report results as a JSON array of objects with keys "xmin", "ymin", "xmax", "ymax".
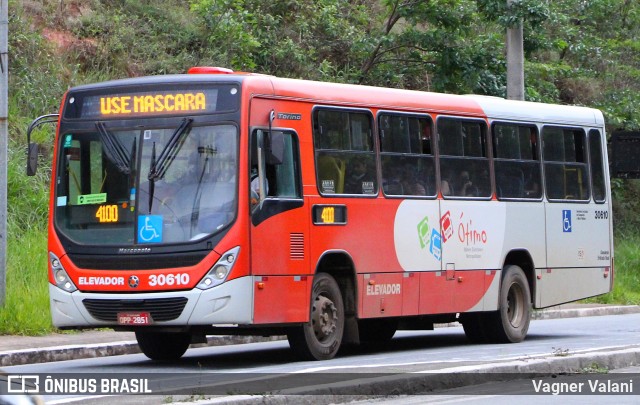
[
  {"xmin": 312, "ymin": 295, "xmax": 338, "ymax": 339},
  {"xmin": 507, "ymin": 282, "xmax": 524, "ymax": 327}
]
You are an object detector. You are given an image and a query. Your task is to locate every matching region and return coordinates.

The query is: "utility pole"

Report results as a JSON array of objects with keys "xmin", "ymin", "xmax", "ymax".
[
  {"xmin": 0, "ymin": 0, "xmax": 8, "ymax": 307},
  {"xmin": 506, "ymin": 0, "xmax": 525, "ymax": 100}
]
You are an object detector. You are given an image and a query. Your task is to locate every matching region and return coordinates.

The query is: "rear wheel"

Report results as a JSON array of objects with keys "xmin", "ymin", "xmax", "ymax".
[
  {"xmin": 287, "ymin": 273, "xmax": 344, "ymax": 360},
  {"xmin": 486, "ymin": 265, "xmax": 531, "ymax": 343},
  {"xmin": 135, "ymin": 331, "xmax": 191, "ymax": 361}
]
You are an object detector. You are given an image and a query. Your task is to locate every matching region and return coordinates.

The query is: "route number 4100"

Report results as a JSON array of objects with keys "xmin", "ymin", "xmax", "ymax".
[{"xmin": 96, "ymin": 204, "xmax": 119, "ymax": 223}]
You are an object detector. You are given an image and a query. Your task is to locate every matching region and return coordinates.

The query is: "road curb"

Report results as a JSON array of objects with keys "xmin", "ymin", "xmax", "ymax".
[
  {"xmin": 1, "ymin": 305, "xmax": 638, "ymax": 367},
  {"xmin": 0, "ymin": 335, "xmax": 283, "ymax": 367},
  {"xmin": 195, "ymin": 346, "xmax": 640, "ymax": 404},
  {"xmin": 532, "ymin": 305, "xmax": 640, "ymax": 320}
]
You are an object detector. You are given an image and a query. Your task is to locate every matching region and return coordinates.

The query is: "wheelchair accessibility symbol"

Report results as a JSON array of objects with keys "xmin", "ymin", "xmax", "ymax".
[
  {"xmin": 138, "ymin": 215, "xmax": 163, "ymax": 243},
  {"xmin": 562, "ymin": 210, "xmax": 572, "ymax": 233}
]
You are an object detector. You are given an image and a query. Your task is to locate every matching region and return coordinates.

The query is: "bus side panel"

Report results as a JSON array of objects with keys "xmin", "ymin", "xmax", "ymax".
[
  {"xmin": 503, "ymin": 203, "xmax": 547, "ymax": 267},
  {"xmin": 536, "ymin": 267, "xmax": 610, "ymax": 308},
  {"xmin": 358, "ymin": 273, "xmax": 404, "ymax": 318},
  {"xmin": 542, "ymin": 202, "xmax": 612, "ymax": 307},
  {"xmin": 439, "ymin": 201, "xmax": 506, "ymax": 271},
  {"xmin": 451, "ymin": 269, "xmax": 495, "ymax": 312},
  {"xmin": 418, "ymin": 272, "xmax": 453, "ymax": 314},
  {"xmin": 253, "ymin": 275, "xmax": 310, "ymax": 323},
  {"xmin": 545, "ymin": 203, "xmax": 611, "ymax": 267},
  {"xmin": 402, "ymin": 272, "xmax": 420, "ymax": 316},
  {"xmin": 308, "ymin": 197, "xmax": 402, "ymax": 272}
]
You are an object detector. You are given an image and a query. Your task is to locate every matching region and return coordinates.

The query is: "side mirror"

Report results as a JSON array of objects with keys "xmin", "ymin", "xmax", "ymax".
[
  {"xmin": 26, "ymin": 113, "xmax": 59, "ymax": 176},
  {"xmin": 266, "ymin": 131, "xmax": 284, "ymax": 165},
  {"xmin": 27, "ymin": 143, "xmax": 39, "ymax": 176},
  {"xmin": 265, "ymin": 109, "xmax": 284, "ymax": 165}
]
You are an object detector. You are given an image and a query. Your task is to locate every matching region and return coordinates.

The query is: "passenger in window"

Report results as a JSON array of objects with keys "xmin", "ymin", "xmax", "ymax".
[
  {"xmin": 458, "ymin": 171, "xmax": 477, "ymax": 197},
  {"xmin": 345, "ymin": 157, "xmax": 374, "ymax": 194},
  {"xmin": 250, "ymin": 166, "xmax": 270, "ymax": 206},
  {"xmin": 441, "ymin": 169, "xmax": 455, "ymax": 196},
  {"xmin": 402, "ymin": 164, "xmax": 426, "ymax": 196}
]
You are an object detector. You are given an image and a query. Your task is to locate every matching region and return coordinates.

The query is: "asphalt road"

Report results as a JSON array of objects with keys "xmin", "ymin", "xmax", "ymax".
[{"xmin": 3, "ymin": 312, "xmax": 640, "ymax": 404}]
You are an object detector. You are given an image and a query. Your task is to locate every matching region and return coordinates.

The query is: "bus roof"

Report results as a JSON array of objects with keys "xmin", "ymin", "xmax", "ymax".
[
  {"xmin": 256, "ymin": 76, "xmax": 604, "ymax": 127},
  {"xmin": 466, "ymin": 95, "xmax": 605, "ymax": 127},
  {"xmin": 66, "ymin": 72, "xmax": 605, "ymax": 127}
]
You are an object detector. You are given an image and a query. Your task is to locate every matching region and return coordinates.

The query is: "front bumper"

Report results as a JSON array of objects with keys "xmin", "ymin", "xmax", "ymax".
[{"xmin": 49, "ymin": 276, "xmax": 254, "ymax": 328}]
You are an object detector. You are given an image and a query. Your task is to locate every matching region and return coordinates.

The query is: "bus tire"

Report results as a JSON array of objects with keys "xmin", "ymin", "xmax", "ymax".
[
  {"xmin": 287, "ymin": 273, "xmax": 344, "ymax": 360},
  {"xmin": 135, "ymin": 331, "xmax": 191, "ymax": 361},
  {"xmin": 487, "ymin": 265, "xmax": 531, "ymax": 343}
]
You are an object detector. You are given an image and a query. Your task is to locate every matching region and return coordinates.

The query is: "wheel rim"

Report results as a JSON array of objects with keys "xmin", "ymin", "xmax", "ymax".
[
  {"xmin": 311, "ymin": 294, "xmax": 338, "ymax": 343},
  {"xmin": 506, "ymin": 282, "xmax": 525, "ymax": 328}
]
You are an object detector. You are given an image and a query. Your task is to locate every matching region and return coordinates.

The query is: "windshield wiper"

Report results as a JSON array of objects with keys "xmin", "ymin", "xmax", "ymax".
[
  {"xmin": 148, "ymin": 142, "xmax": 156, "ymax": 212},
  {"xmin": 190, "ymin": 146, "xmax": 216, "ymax": 236},
  {"xmin": 148, "ymin": 118, "xmax": 193, "ymax": 181},
  {"xmin": 96, "ymin": 122, "xmax": 131, "ymax": 174}
]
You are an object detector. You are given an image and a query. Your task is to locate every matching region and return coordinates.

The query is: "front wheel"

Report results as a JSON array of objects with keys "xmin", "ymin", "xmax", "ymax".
[
  {"xmin": 287, "ymin": 273, "xmax": 345, "ymax": 360},
  {"xmin": 135, "ymin": 331, "xmax": 191, "ymax": 361},
  {"xmin": 486, "ymin": 265, "xmax": 531, "ymax": 343}
]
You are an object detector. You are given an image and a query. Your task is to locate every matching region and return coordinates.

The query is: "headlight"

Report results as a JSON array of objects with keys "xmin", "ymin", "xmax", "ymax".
[
  {"xmin": 196, "ymin": 246, "xmax": 239, "ymax": 290},
  {"xmin": 49, "ymin": 252, "xmax": 77, "ymax": 293}
]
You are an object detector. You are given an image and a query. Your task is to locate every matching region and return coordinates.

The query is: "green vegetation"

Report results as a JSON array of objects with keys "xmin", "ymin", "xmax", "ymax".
[
  {"xmin": 2, "ymin": 0, "xmax": 640, "ymax": 335},
  {"xmin": 585, "ymin": 236, "xmax": 640, "ymax": 306}
]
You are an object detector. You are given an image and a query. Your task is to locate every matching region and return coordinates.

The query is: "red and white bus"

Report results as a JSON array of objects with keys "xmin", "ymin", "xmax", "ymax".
[{"xmin": 27, "ymin": 67, "xmax": 613, "ymax": 361}]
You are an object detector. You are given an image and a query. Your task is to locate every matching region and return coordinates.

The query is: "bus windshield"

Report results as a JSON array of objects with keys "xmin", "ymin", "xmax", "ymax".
[{"xmin": 54, "ymin": 123, "xmax": 238, "ymax": 245}]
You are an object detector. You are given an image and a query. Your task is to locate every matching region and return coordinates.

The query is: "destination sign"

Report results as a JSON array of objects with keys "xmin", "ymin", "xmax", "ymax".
[
  {"xmin": 63, "ymin": 84, "xmax": 240, "ymax": 120},
  {"xmin": 77, "ymin": 89, "xmax": 218, "ymax": 118},
  {"xmin": 100, "ymin": 92, "xmax": 207, "ymax": 115}
]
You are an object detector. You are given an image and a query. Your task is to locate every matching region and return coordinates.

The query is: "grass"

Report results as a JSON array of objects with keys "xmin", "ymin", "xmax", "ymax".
[{"xmin": 0, "ymin": 229, "xmax": 52, "ymax": 335}]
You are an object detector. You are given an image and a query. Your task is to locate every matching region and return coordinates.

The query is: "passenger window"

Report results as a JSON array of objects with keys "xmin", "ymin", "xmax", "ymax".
[
  {"xmin": 437, "ymin": 118, "xmax": 490, "ymax": 198},
  {"xmin": 313, "ymin": 109, "xmax": 377, "ymax": 195},
  {"xmin": 589, "ymin": 129, "xmax": 606, "ymax": 203},
  {"xmin": 493, "ymin": 123, "xmax": 542, "ymax": 200},
  {"xmin": 543, "ymin": 126, "xmax": 589, "ymax": 201},
  {"xmin": 379, "ymin": 114, "xmax": 436, "ymax": 197}
]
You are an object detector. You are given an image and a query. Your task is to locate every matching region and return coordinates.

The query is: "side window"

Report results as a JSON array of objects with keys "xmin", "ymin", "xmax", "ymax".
[
  {"xmin": 543, "ymin": 126, "xmax": 589, "ymax": 201},
  {"xmin": 250, "ymin": 130, "xmax": 300, "ymax": 205},
  {"xmin": 589, "ymin": 129, "xmax": 606, "ymax": 203},
  {"xmin": 313, "ymin": 109, "xmax": 377, "ymax": 195},
  {"xmin": 493, "ymin": 123, "xmax": 542, "ymax": 199},
  {"xmin": 437, "ymin": 118, "xmax": 490, "ymax": 198},
  {"xmin": 379, "ymin": 113, "xmax": 435, "ymax": 197}
]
